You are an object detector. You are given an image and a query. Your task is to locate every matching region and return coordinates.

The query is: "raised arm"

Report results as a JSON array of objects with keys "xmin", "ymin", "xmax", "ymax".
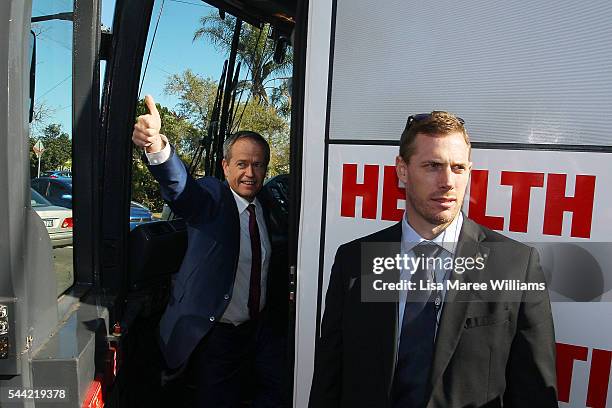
[{"xmin": 132, "ymin": 95, "xmax": 218, "ymax": 222}]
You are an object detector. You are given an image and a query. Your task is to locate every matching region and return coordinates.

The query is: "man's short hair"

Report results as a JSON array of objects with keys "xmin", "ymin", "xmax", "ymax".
[
  {"xmin": 223, "ymin": 130, "xmax": 270, "ymax": 165},
  {"xmin": 399, "ymin": 111, "xmax": 470, "ymax": 162}
]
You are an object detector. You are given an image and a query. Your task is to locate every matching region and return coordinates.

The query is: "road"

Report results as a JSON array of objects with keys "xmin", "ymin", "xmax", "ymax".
[{"xmin": 53, "ymin": 245, "xmax": 73, "ymax": 296}]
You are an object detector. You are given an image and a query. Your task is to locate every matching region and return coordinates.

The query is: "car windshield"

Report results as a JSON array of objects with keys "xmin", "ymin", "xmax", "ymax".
[{"xmin": 31, "ymin": 188, "xmax": 51, "ymax": 207}]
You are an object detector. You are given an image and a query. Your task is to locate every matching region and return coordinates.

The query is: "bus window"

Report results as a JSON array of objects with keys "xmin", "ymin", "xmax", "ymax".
[
  {"xmin": 131, "ymin": 0, "xmax": 292, "ymax": 224},
  {"xmin": 30, "ymin": 0, "xmax": 75, "ymax": 296}
]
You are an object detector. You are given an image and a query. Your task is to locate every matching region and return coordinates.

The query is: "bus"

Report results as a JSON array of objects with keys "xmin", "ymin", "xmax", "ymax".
[{"xmin": 1, "ymin": 0, "xmax": 611, "ymax": 407}]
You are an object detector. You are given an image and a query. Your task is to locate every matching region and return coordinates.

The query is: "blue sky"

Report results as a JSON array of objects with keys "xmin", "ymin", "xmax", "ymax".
[
  {"xmin": 32, "ymin": 0, "xmax": 228, "ymax": 138},
  {"xmin": 125, "ymin": 0, "xmax": 228, "ymax": 108}
]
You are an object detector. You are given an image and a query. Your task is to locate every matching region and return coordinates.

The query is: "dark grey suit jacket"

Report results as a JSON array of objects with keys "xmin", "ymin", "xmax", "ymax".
[{"xmin": 309, "ymin": 217, "xmax": 558, "ymax": 408}]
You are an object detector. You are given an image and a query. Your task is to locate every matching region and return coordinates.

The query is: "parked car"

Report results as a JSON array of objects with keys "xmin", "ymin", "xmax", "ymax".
[
  {"xmin": 31, "ymin": 177, "xmax": 154, "ymax": 229},
  {"xmin": 129, "ymin": 201, "xmax": 155, "ymax": 230},
  {"xmin": 31, "ymin": 176, "xmax": 73, "ymax": 208},
  {"xmin": 31, "ymin": 188, "xmax": 73, "ymax": 248},
  {"xmin": 41, "ymin": 170, "xmax": 72, "ymax": 178}
]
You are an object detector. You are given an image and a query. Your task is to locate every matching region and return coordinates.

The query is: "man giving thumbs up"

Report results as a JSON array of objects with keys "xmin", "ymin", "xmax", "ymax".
[{"xmin": 133, "ymin": 95, "xmax": 286, "ymax": 408}]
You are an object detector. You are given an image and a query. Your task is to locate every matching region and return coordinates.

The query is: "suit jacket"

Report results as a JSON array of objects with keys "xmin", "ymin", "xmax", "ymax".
[
  {"xmin": 148, "ymin": 149, "xmax": 284, "ymax": 369},
  {"xmin": 309, "ymin": 217, "xmax": 558, "ymax": 408}
]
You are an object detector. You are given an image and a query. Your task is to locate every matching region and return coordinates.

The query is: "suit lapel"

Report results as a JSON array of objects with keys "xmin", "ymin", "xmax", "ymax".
[
  {"xmin": 381, "ymin": 291, "xmax": 399, "ymax": 399},
  {"xmin": 222, "ymin": 181, "xmax": 243, "ymax": 277},
  {"xmin": 426, "ymin": 218, "xmax": 489, "ymax": 404},
  {"xmin": 368, "ymin": 222, "xmax": 403, "ymax": 399}
]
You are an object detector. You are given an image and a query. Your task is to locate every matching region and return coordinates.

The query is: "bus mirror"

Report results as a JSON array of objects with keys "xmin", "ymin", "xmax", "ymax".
[{"xmin": 273, "ymin": 36, "xmax": 289, "ymax": 64}]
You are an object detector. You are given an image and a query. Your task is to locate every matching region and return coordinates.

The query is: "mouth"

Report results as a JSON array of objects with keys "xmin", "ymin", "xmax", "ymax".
[
  {"xmin": 241, "ymin": 180, "xmax": 257, "ymax": 188},
  {"xmin": 431, "ymin": 197, "xmax": 456, "ymax": 209}
]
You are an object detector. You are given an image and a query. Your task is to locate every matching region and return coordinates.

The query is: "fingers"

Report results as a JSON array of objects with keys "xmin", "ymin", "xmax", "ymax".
[
  {"xmin": 133, "ymin": 120, "xmax": 160, "ymax": 137},
  {"xmin": 132, "ymin": 122, "xmax": 159, "ymax": 147},
  {"xmin": 133, "ymin": 95, "xmax": 163, "ymax": 151},
  {"xmin": 133, "ymin": 114, "xmax": 157, "ymax": 130},
  {"xmin": 133, "ymin": 121, "xmax": 160, "ymax": 136},
  {"xmin": 132, "ymin": 133, "xmax": 159, "ymax": 148},
  {"xmin": 133, "ymin": 134, "xmax": 163, "ymax": 152},
  {"xmin": 131, "ymin": 132, "xmax": 148, "ymax": 148},
  {"xmin": 145, "ymin": 94, "xmax": 159, "ymax": 117},
  {"xmin": 132, "ymin": 127, "xmax": 149, "ymax": 144},
  {"xmin": 138, "ymin": 96, "xmax": 161, "ymax": 130}
]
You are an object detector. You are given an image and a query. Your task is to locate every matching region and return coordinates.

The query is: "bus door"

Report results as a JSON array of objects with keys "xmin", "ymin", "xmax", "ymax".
[{"xmin": 99, "ymin": 0, "xmax": 306, "ymax": 405}]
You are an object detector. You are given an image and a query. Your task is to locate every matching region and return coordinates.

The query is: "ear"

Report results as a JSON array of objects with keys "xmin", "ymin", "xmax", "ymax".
[
  {"xmin": 222, "ymin": 158, "xmax": 230, "ymax": 178},
  {"xmin": 395, "ymin": 155, "xmax": 408, "ymax": 183}
]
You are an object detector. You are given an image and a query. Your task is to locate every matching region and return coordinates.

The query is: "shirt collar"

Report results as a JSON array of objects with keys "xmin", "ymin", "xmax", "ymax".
[
  {"xmin": 229, "ymin": 187, "xmax": 259, "ymax": 214},
  {"xmin": 401, "ymin": 211, "xmax": 463, "ymax": 255}
]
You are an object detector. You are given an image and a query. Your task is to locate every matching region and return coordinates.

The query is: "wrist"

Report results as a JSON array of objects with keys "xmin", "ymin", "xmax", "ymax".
[{"xmin": 145, "ymin": 134, "xmax": 167, "ymax": 153}]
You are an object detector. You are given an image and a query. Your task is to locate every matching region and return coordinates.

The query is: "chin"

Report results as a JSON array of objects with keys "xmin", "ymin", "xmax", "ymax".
[
  {"xmin": 428, "ymin": 210, "xmax": 459, "ymax": 226},
  {"xmin": 240, "ymin": 192, "xmax": 256, "ymax": 200}
]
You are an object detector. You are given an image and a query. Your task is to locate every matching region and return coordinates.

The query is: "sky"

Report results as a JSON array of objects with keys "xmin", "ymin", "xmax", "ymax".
[{"xmin": 31, "ymin": 0, "xmax": 229, "ymax": 138}]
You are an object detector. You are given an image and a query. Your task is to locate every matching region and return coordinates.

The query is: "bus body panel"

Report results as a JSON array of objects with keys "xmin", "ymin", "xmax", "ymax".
[{"xmin": 296, "ymin": 0, "xmax": 612, "ymax": 407}]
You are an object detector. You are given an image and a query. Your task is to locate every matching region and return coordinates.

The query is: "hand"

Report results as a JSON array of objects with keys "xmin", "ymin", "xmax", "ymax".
[{"xmin": 132, "ymin": 95, "xmax": 164, "ymax": 153}]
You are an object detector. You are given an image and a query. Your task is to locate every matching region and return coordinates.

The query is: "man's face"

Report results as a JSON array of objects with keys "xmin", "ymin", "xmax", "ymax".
[
  {"xmin": 396, "ymin": 131, "xmax": 472, "ymax": 234},
  {"xmin": 222, "ymin": 138, "xmax": 267, "ymax": 201}
]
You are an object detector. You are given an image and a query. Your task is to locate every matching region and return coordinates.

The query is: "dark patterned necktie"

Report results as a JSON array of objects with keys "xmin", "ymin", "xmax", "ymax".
[
  {"xmin": 393, "ymin": 241, "xmax": 442, "ymax": 408},
  {"xmin": 247, "ymin": 204, "xmax": 262, "ymax": 320}
]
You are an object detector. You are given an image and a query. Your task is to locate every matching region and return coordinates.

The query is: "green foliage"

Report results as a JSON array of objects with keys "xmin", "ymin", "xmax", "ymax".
[
  {"xmin": 166, "ymin": 69, "xmax": 290, "ymax": 176},
  {"xmin": 131, "ymin": 158, "xmax": 164, "ymax": 212},
  {"xmin": 193, "ymin": 14, "xmax": 293, "ymax": 105},
  {"xmin": 131, "ymin": 62, "xmax": 292, "ymax": 211},
  {"xmin": 131, "ymin": 98, "xmax": 201, "ymax": 212},
  {"xmin": 191, "ymin": 14, "xmax": 292, "ymax": 175},
  {"xmin": 29, "ymin": 123, "xmax": 72, "ymax": 178},
  {"xmin": 134, "ymin": 96, "xmax": 203, "ymax": 157},
  {"xmin": 270, "ymin": 79, "xmax": 292, "ymax": 119},
  {"xmin": 233, "ymin": 101, "xmax": 290, "ymax": 175},
  {"xmin": 163, "ymin": 70, "xmax": 218, "ymax": 155},
  {"xmin": 164, "ymin": 69, "xmax": 218, "ymax": 132}
]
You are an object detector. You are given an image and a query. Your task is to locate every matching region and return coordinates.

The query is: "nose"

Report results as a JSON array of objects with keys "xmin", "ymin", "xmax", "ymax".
[
  {"xmin": 439, "ymin": 165, "xmax": 453, "ymax": 190},
  {"xmin": 245, "ymin": 164, "xmax": 255, "ymax": 177}
]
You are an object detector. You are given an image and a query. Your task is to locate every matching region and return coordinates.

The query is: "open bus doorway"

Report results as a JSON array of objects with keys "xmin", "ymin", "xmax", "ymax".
[{"xmin": 102, "ymin": 0, "xmax": 307, "ymax": 406}]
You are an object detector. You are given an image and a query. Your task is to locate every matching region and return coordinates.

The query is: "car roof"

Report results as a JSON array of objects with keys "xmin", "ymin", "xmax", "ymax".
[
  {"xmin": 42, "ymin": 170, "xmax": 71, "ymax": 174},
  {"xmin": 34, "ymin": 176, "xmax": 72, "ymax": 185}
]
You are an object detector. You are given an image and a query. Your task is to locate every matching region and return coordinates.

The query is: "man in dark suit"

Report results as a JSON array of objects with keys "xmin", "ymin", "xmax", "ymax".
[
  {"xmin": 132, "ymin": 95, "xmax": 286, "ymax": 408},
  {"xmin": 309, "ymin": 111, "xmax": 558, "ymax": 407}
]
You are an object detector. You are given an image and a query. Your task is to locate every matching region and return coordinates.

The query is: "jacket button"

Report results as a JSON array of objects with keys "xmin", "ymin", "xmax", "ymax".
[
  {"xmin": 209, "ymin": 316, "xmax": 215, "ymax": 322},
  {"xmin": 224, "ymin": 294, "xmax": 230, "ymax": 300}
]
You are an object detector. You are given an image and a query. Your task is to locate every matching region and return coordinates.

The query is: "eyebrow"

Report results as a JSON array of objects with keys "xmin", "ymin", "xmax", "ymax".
[{"xmin": 421, "ymin": 159, "xmax": 469, "ymax": 166}]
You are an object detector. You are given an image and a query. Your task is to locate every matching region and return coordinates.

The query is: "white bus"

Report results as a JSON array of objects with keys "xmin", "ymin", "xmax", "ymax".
[{"xmin": 1, "ymin": 0, "xmax": 610, "ymax": 407}]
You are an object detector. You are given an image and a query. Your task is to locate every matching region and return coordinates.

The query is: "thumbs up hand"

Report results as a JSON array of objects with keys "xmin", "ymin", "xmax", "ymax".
[{"xmin": 133, "ymin": 95, "xmax": 164, "ymax": 153}]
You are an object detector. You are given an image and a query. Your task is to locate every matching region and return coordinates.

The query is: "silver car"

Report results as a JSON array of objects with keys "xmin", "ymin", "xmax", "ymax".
[{"xmin": 31, "ymin": 188, "xmax": 73, "ymax": 248}]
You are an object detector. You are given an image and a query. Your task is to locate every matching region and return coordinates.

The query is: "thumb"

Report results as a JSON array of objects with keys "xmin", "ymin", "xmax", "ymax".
[{"xmin": 144, "ymin": 95, "xmax": 159, "ymax": 118}]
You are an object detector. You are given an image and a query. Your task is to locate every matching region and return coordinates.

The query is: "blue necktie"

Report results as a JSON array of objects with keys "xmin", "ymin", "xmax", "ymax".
[{"xmin": 392, "ymin": 242, "xmax": 442, "ymax": 408}]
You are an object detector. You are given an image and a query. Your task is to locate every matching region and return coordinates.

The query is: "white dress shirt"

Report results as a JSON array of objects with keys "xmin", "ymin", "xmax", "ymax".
[
  {"xmin": 398, "ymin": 211, "xmax": 463, "ymax": 342},
  {"xmin": 144, "ymin": 135, "xmax": 171, "ymax": 164},
  {"xmin": 220, "ymin": 190, "xmax": 271, "ymax": 324},
  {"xmin": 145, "ymin": 142, "xmax": 272, "ymax": 325}
]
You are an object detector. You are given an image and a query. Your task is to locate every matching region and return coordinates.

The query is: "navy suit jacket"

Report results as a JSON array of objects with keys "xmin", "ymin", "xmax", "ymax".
[{"xmin": 148, "ymin": 149, "xmax": 272, "ymax": 369}]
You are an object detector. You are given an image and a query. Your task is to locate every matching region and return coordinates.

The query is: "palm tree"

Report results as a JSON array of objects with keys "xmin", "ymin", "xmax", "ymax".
[{"xmin": 193, "ymin": 14, "xmax": 292, "ymax": 106}]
